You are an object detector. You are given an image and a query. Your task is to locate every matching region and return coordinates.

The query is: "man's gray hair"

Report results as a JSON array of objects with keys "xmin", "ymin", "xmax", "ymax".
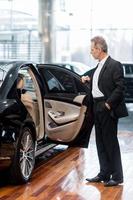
[{"xmin": 91, "ymin": 36, "xmax": 108, "ymax": 53}]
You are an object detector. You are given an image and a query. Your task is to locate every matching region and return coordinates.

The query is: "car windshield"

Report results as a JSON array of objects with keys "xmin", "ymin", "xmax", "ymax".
[{"xmin": 0, "ymin": 63, "xmax": 14, "ymax": 88}]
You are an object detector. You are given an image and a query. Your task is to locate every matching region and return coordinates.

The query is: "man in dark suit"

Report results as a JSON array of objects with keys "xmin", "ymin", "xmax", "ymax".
[{"xmin": 82, "ymin": 36, "xmax": 128, "ymax": 186}]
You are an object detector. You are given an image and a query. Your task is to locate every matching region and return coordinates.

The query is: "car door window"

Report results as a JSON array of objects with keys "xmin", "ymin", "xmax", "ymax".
[
  {"xmin": 17, "ymin": 69, "xmax": 38, "ymax": 123},
  {"xmin": 18, "ymin": 69, "xmax": 36, "ymax": 97},
  {"xmin": 43, "ymin": 70, "xmax": 65, "ymax": 92},
  {"xmin": 48, "ymin": 69, "xmax": 76, "ymax": 93},
  {"xmin": 42, "ymin": 68, "xmax": 77, "ymax": 93}
]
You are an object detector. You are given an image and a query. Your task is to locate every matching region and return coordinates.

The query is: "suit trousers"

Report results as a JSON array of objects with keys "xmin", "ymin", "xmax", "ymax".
[{"xmin": 93, "ymin": 99, "xmax": 123, "ymax": 181}]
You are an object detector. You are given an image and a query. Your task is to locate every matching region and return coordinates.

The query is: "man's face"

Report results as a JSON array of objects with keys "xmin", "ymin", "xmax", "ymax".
[{"xmin": 90, "ymin": 41, "xmax": 101, "ymax": 60}]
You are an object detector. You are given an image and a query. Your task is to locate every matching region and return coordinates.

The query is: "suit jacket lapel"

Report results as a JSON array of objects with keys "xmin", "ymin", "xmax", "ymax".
[{"xmin": 98, "ymin": 56, "xmax": 111, "ymax": 82}]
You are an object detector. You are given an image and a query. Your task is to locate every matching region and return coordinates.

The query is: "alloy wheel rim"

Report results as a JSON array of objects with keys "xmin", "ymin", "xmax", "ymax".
[{"xmin": 19, "ymin": 129, "xmax": 35, "ymax": 179}]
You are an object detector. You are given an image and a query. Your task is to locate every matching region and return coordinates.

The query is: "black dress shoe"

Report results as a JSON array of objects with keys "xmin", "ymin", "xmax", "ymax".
[
  {"xmin": 104, "ymin": 179, "xmax": 123, "ymax": 187},
  {"xmin": 86, "ymin": 175, "xmax": 103, "ymax": 183}
]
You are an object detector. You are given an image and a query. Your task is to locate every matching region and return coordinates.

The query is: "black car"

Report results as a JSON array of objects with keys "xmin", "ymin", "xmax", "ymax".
[
  {"xmin": 122, "ymin": 63, "xmax": 133, "ymax": 103},
  {"xmin": 0, "ymin": 61, "xmax": 93, "ymax": 184}
]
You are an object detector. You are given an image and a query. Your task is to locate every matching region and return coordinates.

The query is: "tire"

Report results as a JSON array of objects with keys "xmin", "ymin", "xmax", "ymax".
[{"xmin": 10, "ymin": 127, "xmax": 35, "ymax": 184}]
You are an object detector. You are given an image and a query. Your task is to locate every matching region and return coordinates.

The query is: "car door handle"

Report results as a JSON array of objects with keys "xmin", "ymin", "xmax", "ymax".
[
  {"xmin": 49, "ymin": 111, "xmax": 65, "ymax": 118},
  {"xmin": 48, "ymin": 110, "xmax": 78, "ymax": 125},
  {"xmin": 55, "ymin": 111, "xmax": 65, "ymax": 117}
]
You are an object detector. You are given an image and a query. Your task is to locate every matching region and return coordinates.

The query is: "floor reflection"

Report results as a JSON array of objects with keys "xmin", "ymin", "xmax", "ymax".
[
  {"xmin": 85, "ymin": 182, "xmax": 123, "ymax": 200},
  {"xmin": 0, "ymin": 130, "xmax": 133, "ymax": 200}
]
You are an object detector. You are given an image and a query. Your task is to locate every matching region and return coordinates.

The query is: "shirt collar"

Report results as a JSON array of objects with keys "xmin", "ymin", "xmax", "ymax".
[{"xmin": 99, "ymin": 55, "xmax": 109, "ymax": 66}]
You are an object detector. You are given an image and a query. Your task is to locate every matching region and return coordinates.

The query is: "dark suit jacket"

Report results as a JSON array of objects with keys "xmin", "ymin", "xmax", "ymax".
[{"xmin": 86, "ymin": 56, "xmax": 128, "ymax": 118}]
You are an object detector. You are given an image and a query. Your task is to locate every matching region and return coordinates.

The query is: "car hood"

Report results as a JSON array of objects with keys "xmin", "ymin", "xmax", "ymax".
[
  {"xmin": 0, "ymin": 99, "xmax": 17, "ymax": 113},
  {"xmin": 0, "ymin": 99, "xmax": 22, "ymax": 121}
]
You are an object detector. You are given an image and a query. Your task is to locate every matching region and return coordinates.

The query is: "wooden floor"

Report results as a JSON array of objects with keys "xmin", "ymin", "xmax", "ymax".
[{"xmin": 0, "ymin": 130, "xmax": 133, "ymax": 200}]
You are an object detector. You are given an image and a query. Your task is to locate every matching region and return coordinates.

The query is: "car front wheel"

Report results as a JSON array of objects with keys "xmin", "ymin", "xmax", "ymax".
[{"xmin": 10, "ymin": 126, "xmax": 35, "ymax": 184}]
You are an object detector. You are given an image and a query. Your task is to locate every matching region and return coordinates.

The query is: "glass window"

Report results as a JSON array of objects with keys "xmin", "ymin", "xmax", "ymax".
[
  {"xmin": 40, "ymin": 68, "xmax": 77, "ymax": 93},
  {"xmin": 123, "ymin": 64, "xmax": 133, "ymax": 78},
  {"xmin": 18, "ymin": 69, "xmax": 35, "ymax": 92},
  {"xmin": 48, "ymin": 69, "xmax": 76, "ymax": 93},
  {"xmin": 17, "ymin": 69, "xmax": 37, "ymax": 101},
  {"xmin": 125, "ymin": 65, "xmax": 133, "ymax": 75},
  {"xmin": 43, "ymin": 70, "xmax": 65, "ymax": 93}
]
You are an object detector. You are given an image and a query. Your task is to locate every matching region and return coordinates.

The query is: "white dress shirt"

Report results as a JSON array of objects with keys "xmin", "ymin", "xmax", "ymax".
[{"xmin": 92, "ymin": 56, "xmax": 109, "ymax": 98}]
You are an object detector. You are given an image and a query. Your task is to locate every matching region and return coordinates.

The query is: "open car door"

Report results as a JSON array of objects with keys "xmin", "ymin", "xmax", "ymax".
[{"xmin": 37, "ymin": 64, "xmax": 94, "ymax": 148}]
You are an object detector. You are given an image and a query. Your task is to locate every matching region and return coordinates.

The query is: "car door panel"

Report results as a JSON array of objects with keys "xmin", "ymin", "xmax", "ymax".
[
  {"xmin": 73, "ymin": 94, "xmax": 86, "ymax": 104},
  {"xmin": 46, "ymin": 94, "xmax": 86, "ymax": 125},
  {"xmin": 48, "ymin": 110, "xmax": 78, "ymax": 125},
  {"xmin": 44, "ymin": 97, "xmax": 87, "ymax": 142},
  {"xmin": 37, "ymin": 64, "xmax": 93, "ymax": 147},
  {"xmin": 46, "ymin": 99, "xmax": 81, "ymax": 125}
]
